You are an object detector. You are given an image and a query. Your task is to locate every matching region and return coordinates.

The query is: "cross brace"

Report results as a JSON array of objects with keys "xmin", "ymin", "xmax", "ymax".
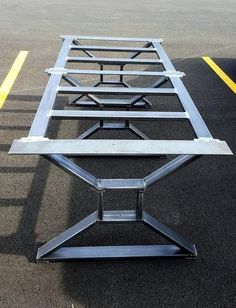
[
  {"xmin": 37, "ymin": 210, "xmax": 197, "ymax": 261},
  {"xmin": 36, "ymin": 153, "xmax": 198, "ymax": 261}
]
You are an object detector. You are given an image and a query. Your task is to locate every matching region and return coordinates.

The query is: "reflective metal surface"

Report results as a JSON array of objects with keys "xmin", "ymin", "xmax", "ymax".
[{"xmin": 9, "ymin": 35, "xmax": 232, "ymax": 261}]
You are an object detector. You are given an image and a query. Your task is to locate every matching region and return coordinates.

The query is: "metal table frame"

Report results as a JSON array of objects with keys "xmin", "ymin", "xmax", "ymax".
[{"xmin": 9, "ymin": 35, "xmax": 232, "ymax": 261}]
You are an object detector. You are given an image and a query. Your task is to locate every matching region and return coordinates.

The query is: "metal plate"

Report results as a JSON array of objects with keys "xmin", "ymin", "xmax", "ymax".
[{"xmin": 10, "ymin": 139, "xmax": 232, "ymax": 155}]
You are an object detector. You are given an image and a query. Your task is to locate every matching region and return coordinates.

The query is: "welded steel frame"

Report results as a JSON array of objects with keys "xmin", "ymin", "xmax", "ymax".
[{"xmin": 9, "ymin": 35, "xmax": 232, "ymax": 261}]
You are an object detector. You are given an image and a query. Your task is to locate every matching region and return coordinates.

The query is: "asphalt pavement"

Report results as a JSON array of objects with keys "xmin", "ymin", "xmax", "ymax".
[{"xmin": 0, "ymin": 1, "xmax": 235, "ymax": 307}]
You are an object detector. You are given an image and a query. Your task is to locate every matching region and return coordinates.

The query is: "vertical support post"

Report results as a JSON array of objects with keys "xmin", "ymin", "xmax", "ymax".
[
  {"xmin": 126, "ymin": 104, "xmax": 130, "ymax": 127},
  {"xmin": 99, "ymin": 106, "xmax": 104, "ymax": 127},
  {"xmin": 99, "ymin": 64, "xmax": 104, "ymax": 127},
  {"xmin": 120, "ymin": 65, "xmax": 124, "ymax": 83},
  {"xmin": 125, "ymin": 119, "xmax": 130, "ymax": 128},
  {"xmin": 136, "ymin": 190, "xmax": 144, "ymax": 220},
  {"xmin": 98, "ymin": 190, "xmax": 105, "ymax": 221},
  {"xmin": 100, "ymin": 64, "xmax": 104, "ymax": 83},
  {"xmin": 123, "ymin": 63, "xmax": 129, "ymax": 127}
]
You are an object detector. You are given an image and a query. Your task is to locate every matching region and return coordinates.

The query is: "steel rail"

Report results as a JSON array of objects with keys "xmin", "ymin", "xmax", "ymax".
[
  {"xmin": 47, "ymin": 68, "xmax": 184, "ymax": 77},
  {"xmin": 67, "ymin": 56, "xmax": 162, "ymax": 65},
  {"xmin": 70, "ymin": 45, "xmax": 156, "ymax": 52}
]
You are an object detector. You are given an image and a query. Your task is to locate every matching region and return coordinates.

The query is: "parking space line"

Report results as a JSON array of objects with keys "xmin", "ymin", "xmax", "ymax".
[
  {"xmin": 202, "ymin": 56, "xmax": 236, "ymax": 94},
  {"xmin": 0, "ymin": 51, "xmax": 28, "ymax": 108}
]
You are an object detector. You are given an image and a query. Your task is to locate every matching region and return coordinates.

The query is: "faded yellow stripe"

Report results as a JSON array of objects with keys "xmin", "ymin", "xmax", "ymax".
[
  {"xmin": 202, "ymin": 56, "xmax": 236, "ymax": 94},
  {"xmin": 0, "ymin": 51, "xmax": 28, "ymax": 108}
]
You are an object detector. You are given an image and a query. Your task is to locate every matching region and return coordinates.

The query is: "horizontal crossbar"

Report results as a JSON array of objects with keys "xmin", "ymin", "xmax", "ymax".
[
  {"xmin": 100, "ymin": 122, "xmax": 126, "ymax": 129},
  {"xmin": 71, "ymin": 100, "xmax": 148, "ymax": 107},
  {"xmin": 70, "ymin": 45, "xmax": 156, "ymax": 52},
  {"xmin": 47, "ymin": 68, "xmax": 184, "ymax": 77},
  {"xmin": 9, "ymin": 139, "xmax": 232, "ymax": 155},
  {"xmin": 58, "ymin": 86, "xmax": 176, "ymax": 95},
  {"xmin": 98, "ymin": 179, "xmax": 145, "ymax": 190},
  {"xmin": 102, "ymin": 210, "xmax": 137, "ymax": 222},
  {"xmin": 50, "ymin": 110, "xmax": 188, "ymax": 120},
  {"xmin": 37, "ymin": 245, "xmax": 192, "ymax": 260},
  {"xmin": 67, "ymin": 57, "xmax": 162, "ymax": 65},
  {"xmin": 61, "ymin": 35, "xmax": 163, "ymax": 42}
]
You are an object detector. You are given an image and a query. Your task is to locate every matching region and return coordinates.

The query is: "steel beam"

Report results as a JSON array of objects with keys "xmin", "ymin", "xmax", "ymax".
[
  {"xmin": 70, "ymin": 45, "xmax": 156, "ymax": 52},
  {"xmin": 47, "ymin": 68, "xmax": 184, "ymax": 78},
  {"xmin": 51, "ymin": 110, "xmax": 188, "ymax": 120},
  {"xmin": 58, "ymin": 86, "xmax": 176, "ymax": 95},
  {"xmin": 10, "ymin": 139, "xmax": 232, "ymax": 155},
  {"xmin": 38, "ymin": 245, "xmax": 193, "ymax": 261},
  {"xmin": 28, "ymin": 37, "xmax": 73, "ymax": 137},
  {"xmin": 61, "ymin": 35, "xmax": 163, "ymax": 42},
  {"xmin": 67, "ymin": 56, "xmax": 162, "ymax": 65}
]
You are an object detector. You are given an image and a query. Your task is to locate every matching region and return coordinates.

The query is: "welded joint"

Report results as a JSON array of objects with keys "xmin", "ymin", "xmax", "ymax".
[
  {"xmin": 45, "ymin": 68, "xmax": 65, "ymax": 75},
  {"xmin": 136, "ymin": 190, "xmax": 145, "ymax": 221},
  {"xmin": 194, "ymin": 137, "xmax": 215, "ymax": 143},
  {"xmin": 165, "ymin": 70, "xmax": 185, "ymax": 78},
  {"xmin": 97, "ymin": 189, "xmax": 105, "ymax": 221},
  {"xmin": 96, "ymin": 178, "xmax": 147, "ymax": 191},
  {"xmin": 185, "ymin": 111, "xmax": 190, "ymax": 119},
  {"xmin": 20, "ymin": 137, "xmax": 49, "ymax": 142}
]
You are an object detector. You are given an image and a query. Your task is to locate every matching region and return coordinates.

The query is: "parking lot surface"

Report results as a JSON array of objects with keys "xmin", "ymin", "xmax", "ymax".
[{"xmin": 0, "ymin": 1, "xmax": 235, "ymax": 307}]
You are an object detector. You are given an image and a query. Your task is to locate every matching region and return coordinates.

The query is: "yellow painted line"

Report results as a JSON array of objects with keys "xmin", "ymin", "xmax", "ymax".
[
  {"xmin": 202, "ymin": 56, "xmax": 236, "ymax": 94},
  {"xmin": 0, "ymin": 51, "xmax": 28, "ymax": 108}
]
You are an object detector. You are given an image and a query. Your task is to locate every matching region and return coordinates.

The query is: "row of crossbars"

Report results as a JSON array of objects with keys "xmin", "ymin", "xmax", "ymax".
[{"xmin": 9, "ymin": 35, "xmax": 232, "ymax": 156}]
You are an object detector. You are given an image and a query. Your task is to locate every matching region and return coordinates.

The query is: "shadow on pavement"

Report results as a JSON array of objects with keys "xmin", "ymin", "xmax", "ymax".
[{"xmin": 0, "ymin": 58, "xmax": 234, "ymax": 307}]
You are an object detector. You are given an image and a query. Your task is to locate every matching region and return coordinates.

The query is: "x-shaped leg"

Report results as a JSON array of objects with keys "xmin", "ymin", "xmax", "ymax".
[{"xmin": 36, "ymin": 154, "xmax": 199, "ymax": 261}]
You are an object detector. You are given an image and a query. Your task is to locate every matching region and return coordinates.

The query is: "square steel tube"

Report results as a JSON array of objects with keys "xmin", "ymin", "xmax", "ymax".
[
  {"xmin": 57, "ymin": 86, "xmax": 176, "ymax": 95},
  {"xmin": 70, "ymin": 46, "xmax": 156, "ymax": 52},
  {"xmin": 46, "ymin": 68, "xmax": 184, "ymax": 78},
  {"xmin": 50, "ymin": 110, "xmax": 188, "ymax": 120},
  {"xmin": 67, "ymin": 57, "xmax": 162, "ymax": 65},
  {"xmin": 60, "ymin": 35, "xmax": 163, "ymax": 42}
]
